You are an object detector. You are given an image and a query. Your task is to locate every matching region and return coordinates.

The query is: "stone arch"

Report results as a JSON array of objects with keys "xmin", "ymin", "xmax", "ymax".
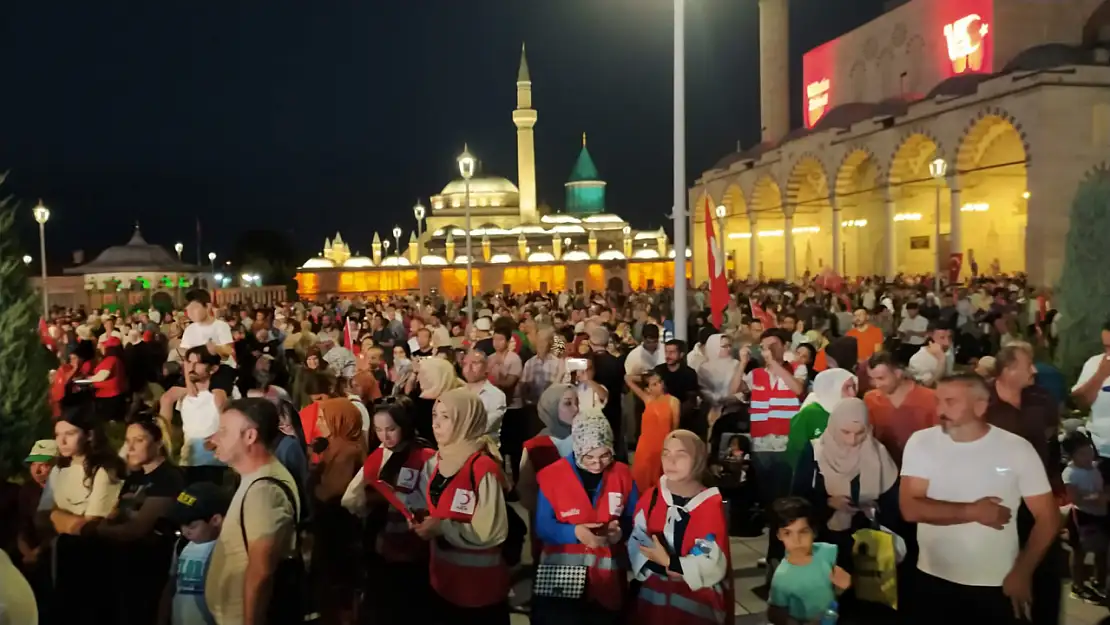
[
  {"xmin": 750, "ymin": 174, "xmax": 784, "ymax": 216},
  {"xmin": 786, "ymin": 154, "xmax": 833, "ymax": 276},
  {"xmin": 835, "ymin": 147, "xmax": 886, "ymax": 276},
  {"xmin": 888, "ymin": 131, "xmax": 946, "ymax": 275},
  {"xmin": 720, "ymin": 183, "xmax": 749, "ymax": 277},
  {"xmin": 955, "ymin": 108, "xmax": 1030, "ymax": 276},
  {"xmin": 749, "ymin": 174, "xmax": 787, "ymax": 278}
]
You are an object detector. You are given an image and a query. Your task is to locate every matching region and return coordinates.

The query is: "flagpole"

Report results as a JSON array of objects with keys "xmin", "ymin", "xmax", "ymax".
[{"xmin": 673, "ymin": 0, "xmax": 688, "ymax": 342}]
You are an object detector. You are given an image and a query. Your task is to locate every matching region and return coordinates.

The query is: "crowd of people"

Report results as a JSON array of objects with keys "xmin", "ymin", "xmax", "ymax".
[{"xmin": 1, "ymin": 273, "xmax": 1108, "ymax": 625}]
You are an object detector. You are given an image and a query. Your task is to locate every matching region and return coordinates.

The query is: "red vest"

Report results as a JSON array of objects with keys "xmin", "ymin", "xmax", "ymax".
[
  {"xmin": 424, "ymin": 452, "xmax": 510, "ymax": 608},
  {"xmin": 632, "ymin": 486, "xmax": 733, "ymax": 625},
  {"xmin": 92, "ymin": 356, "xmax": 125, "ymax": 398},
  {"xmin": 535, "ymin": 458, "xmax": 635, "ymax": 611},
  {"xmin": 748, "ymin": 364, "xmax": 801, "ymax": 441},
  {"xmin": 364, "ymin": 445, "xmax": 435, "ymax": 562},
  {"xmin": 523, "ymin": 435, "xmax": 563, "ymax": 474}
]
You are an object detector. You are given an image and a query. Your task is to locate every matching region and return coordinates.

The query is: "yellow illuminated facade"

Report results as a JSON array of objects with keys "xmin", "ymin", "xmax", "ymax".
[{"xmin": 297, "ymin": 45, "xmax": 681, "ymax": 299}]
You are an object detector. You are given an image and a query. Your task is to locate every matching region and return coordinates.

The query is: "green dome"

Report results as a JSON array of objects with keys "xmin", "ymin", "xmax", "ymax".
[{"xmin": 565, "ymin": 134, "xmax": 606, "ymax": 214}]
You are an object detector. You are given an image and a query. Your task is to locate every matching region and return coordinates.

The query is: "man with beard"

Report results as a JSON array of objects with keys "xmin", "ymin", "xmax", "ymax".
[
  {"xmin": 900, "ymin": 373, "xmax": 1057, "ymax": 624},
  {"xmin": 160, "ymin": 346, "xmax": 230, "ymax": 485},
  {"xmin": 846, "ymin": 307, "xmax": 885, "ymax": 363},
  {"xmin": 864, "ymin": 352, "xmax": 938, "ymax": 465}
]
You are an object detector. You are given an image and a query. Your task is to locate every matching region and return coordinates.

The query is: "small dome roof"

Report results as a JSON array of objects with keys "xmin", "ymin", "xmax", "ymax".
[
  {"xmin": 343, "ymin": 256, "xmax": 373, "ymax": 268},
  {"xmin": 712, "ymin": 141, "xmax": 775, "ymax": 170},
  {"xmin": 440, "ymin": 177, "xmax": 519, "ymax": 195},
  {"xmin": 66, "ymin": 225, "xmax": 193, "ymax": 274},
  {"xmin": 925, "ymin": 73, "xmax": 993, "ymax": 99},
  {"xmin": 1002, "ymin": 43, "xmax": 1091, "ymax": 72},
  {"xmin": 301, "ymin": 257, "xmax": 336, "ymax": 269},
  {"xmin": 568, "ymin": 142, "xmax": 602, "ymax": 183},
  {"xmin": 812, "ymin": 99, "xmax": 910, "ymax": 132}
]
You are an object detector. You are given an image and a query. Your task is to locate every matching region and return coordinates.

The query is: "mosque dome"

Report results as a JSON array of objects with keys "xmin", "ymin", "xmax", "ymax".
[
  {"xmin": 65, "ymin": 225, "xmax": 192, "ymax": 274},
  {"xmin": 301, "ymin": 257, "xmax": 336, "ymax": 269},
  {"xmin": 440, "ymin": 177, "xmax": 520, "ymax": 196},
  {"xmin": 565, "ymin": 133, "xmax": 606, "ymax": 215},
  {"xmin": 342, "ymin": 256, "xmax": 373, "ymax": 268}
]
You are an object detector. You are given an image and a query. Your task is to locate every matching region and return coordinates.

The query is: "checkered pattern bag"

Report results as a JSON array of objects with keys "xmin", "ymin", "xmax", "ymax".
[{"xmin": 532, "ymin": 563, "xmax": 588, "ymax": 599}]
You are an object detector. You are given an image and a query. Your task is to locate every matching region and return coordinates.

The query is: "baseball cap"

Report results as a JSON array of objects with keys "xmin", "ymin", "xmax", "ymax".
[
  {"xmin": 168, "ymin": 482, "xmax": 231, "ymax": 525},
  {"xmin": 25, "ymin": 440, "xmax": 58, "ymax": 463}
]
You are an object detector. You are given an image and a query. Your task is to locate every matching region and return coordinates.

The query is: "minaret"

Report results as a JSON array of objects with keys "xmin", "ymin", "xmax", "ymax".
[
  {"xmin": 513, "ymin": 43, "xmax": 539, "ymax": 223},
  {"xmin": 758, "ymin": 0, "xmax": 790, "ymax": 143}
]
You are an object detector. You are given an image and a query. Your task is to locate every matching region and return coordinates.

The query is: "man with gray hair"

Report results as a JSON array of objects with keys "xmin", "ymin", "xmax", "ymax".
[{"xmin": 461, "ymin": 349, "xmax": 506, "ymax": 444}]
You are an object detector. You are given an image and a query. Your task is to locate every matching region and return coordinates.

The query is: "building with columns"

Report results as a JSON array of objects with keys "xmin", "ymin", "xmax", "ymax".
[
  {"xmin": 297, "ymin": 45, "xmax": 687, "ymax": 299},
  {"xmin": 691, "ymin": 0, "xmax": 1110, "ymax": 286}
]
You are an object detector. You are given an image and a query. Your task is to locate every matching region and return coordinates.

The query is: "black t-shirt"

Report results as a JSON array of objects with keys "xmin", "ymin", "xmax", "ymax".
[
  {"xmin": 474, "ymin": 337, "xmax": 495, "ymax": 356},
  {"xmin": 117, "ymin": 462, "xmax": 185, "ymax": 530},
  {"xmin": 654, "ymin": 362, "xmax": 699, "ymax": 404}
]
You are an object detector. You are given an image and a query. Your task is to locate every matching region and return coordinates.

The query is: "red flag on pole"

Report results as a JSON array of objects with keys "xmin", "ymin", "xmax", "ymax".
[{"xmin": 704, "ymin": 197, "xmax": 728, "ymax": 328}]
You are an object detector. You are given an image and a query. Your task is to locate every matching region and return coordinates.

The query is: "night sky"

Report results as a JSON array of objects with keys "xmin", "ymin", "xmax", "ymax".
[{"xmin": 1, "ymin": 0, "xmax": 883, "ymax": 268}]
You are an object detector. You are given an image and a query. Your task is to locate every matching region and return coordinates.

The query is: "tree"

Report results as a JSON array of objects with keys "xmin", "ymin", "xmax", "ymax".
[
  {"xmin": 0, "ymin": 177, "xmax": 52, "ymax": 479},
  {"xmin": 229, "ymin": 228, "xmax": 299, "ymax": 295},
  {"xmin": 1055, "ymin": 169, "xmax": 1110, "ymax": 381}
]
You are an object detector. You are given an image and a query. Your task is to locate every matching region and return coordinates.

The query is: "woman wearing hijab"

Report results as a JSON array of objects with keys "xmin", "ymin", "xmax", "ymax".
[
  {"xmin": 360, "ymin": 399, "xmax": 436, "ymax": 625},
  {"xmin": 312, "ymin": 398, "xmax": 369, "ymax": 625},
  {"xmin": 628, "ymin": 430, "xmax": 733, "ymax": 625},
  {"xmin": 518, "ymin": 384, "xmax": 580, "ymax": 513},
  {"xmin": 790, "ymin": 398, "xmax": 900, "ymax": 572},
  {"xmin": 411, "ymin": 357, "xmax": 462, "ymax": 445},
  {"xmin": 784, "ymin": 368, "xmax": 858, "ymax": 470},
  {"xmin": 696, "ymin": 334, "xmax": 743, "ymax": 443},
  {"xmin": 532, "ymin": 413, "xmax": 637, "ymax": 624},
  {"xmin": 413, "ymin": 388, "xmax": 510, "ymax": 624}
]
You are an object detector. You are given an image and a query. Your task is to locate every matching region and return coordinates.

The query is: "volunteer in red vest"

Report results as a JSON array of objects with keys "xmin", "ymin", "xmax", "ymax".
[
  {"xmin": 738, "ymin": 328, "xmax": 805, "ymax": 580},
  {"xmin": 411, "ymin": 388, "xmax": 510, "ymax": 624},
  {"xmin": 518, "ymin": 384, "xmax": 579, "ymax": 513},
  {"xmin": 86, "ymin": 335, "xmax": 128, "ymax": 421},
  {"xmin": 532, "ymin": 412, "xmax": 637, "ymax": 624},
  {"xmin": 629, "ymin": 430, "xmax": 733, "ymax": 625},
  {"xmin": 361, "ymin": 398, "xmax": 435, "ymax": 624}
]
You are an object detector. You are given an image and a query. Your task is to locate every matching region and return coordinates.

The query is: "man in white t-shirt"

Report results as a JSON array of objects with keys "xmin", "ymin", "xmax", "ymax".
[
  {"xmin": 907, "ymin": 322, "xmax": 955, "ymax": 387},
  {"xmin": 1072, "ymin": 324, "xmax": 1110, "ymax": 457},
  {"xmin": 897, "ymin": 302, "xmax": 930, "ymax": 346},
  {"xmin": 180, "ymin": 289, "xmax": 236, "ymax": 368},
  {"xmin": 161, "ymin": 346, "xmax": 230, "ymax": 484},
  {"xmin": 462, "ymin": 350, "xmax": 507, "ymax": 443},
  {"xmin": 623, "ymin": 323, "xmax": 665, "ymax": 377},
  {"xmin": 900, "ymin": 372, "xmax": 1057, "ymax": 623}
]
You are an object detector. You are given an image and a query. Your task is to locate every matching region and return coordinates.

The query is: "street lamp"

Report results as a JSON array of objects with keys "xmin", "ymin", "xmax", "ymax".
[
  {"xmin": 174, "ymin": 242, "xmax": 184, "ymax": 262},
  {"xmin": 22, "ymin": 255, "xmax": 31, "ymax": 265},
  {"xmin": 458, "ymin": 144, "xmax": 477, "ymax": 326},
  {"xmin": 414, "ymin": 200, "xmax": 426, "ymax": 300},
  {"xmin": 392, "ymin": 225, "xmax": 402, "ymax": 257},
  {"xmin": 32, "ymin": 201, "xmax": 50, "ymax": 319},
  {"xmin": 929, "ymin": 158, "xmax": 947, "ymax": 292},
  {"xmin": 715, "ymin": 204, "xmax": 727, "ymax": 274},
  {"xmin": 672, "ymin": 0, "xmax": 688, "ymax": 341},
  {"xmin": 208, "ymin": 251, "xmax": 216, "ymax": 271}
]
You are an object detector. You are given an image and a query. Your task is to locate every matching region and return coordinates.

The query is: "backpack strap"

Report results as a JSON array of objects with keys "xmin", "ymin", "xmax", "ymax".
[{"xmin": 238, "ymin": 476, "xmax": 301, "ymax": 552}]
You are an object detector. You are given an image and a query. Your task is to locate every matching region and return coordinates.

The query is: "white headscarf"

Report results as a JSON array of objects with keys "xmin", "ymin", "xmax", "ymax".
[
  {"xmin": 802, "ymin": 368, "xmax": 858, "ymax": 412},
  {"xmin": 698, "ymin": 334, "xmax": 740, "ymax": 407}
]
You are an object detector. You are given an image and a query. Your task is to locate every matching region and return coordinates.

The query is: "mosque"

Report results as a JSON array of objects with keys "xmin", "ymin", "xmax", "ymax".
[
  {"xmin": 691, "ymin": 0, "xmax": 1110, "ymax": 287},
  {"xmin": 296, "ymin": 46, "xmax": 683, "ymax": 299}
]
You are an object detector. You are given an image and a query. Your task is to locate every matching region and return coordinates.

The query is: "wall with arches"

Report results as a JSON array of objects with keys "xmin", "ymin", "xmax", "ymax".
[{"xmin": 694, "ymin": 64, "xmax": 1110, "ymax": 286}]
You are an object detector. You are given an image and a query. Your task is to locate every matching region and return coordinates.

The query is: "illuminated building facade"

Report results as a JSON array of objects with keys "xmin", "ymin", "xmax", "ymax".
[
  {"xmin": 693, "ymin": 0, "xmax": 1110, "ymax": 286},
  {"xmin": 297, "ymin": 46, "xmax": 686, "ymax": 299}
]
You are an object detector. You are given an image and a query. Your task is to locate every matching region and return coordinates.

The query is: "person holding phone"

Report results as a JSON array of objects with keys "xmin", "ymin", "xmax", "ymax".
[{"xmin": 569, "ymin": 355, "xmax": 608, "ymax": 412}]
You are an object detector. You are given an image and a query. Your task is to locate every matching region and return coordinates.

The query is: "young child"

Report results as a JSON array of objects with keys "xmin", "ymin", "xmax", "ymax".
[
  {"xmin": 768, "ymin": 497, "xmax": 851, "ymax": 625},
  {"xmin": 16, "ymin": 440, "xmax": 57, "ymax": 570},
  {"xmin": 163, "ymin": 482, "xmax": 230, "ymax": 625},
  {"xmin": 1062, "ymin": 431, "xmax": 1108, "ymax": 602}
]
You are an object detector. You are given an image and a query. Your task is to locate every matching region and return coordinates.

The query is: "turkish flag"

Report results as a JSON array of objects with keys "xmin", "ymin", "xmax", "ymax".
[{"xmin": 704, "ymin": 197, "xmax": 728, "ymax": 328}]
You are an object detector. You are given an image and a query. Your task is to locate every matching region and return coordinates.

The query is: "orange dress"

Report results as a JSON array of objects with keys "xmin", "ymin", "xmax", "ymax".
[{"xmin": 631, "ymin": 395, "xmax": 678, "ymax": 493}]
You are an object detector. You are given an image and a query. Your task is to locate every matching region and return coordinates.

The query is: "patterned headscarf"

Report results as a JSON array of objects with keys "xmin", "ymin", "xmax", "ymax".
[{"xmin": 571, "ymin": 413, "xmax": 613, "ymax": 470}]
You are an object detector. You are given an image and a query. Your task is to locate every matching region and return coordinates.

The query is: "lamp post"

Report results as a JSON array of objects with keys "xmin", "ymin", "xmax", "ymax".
[
  {"xmin": 458, "ymin": 144, "xmax": 477, "ymax": 326},
  {"xmin": 715, "ymin": 204, "xmax": 727, "ymax": 275},
  {"xmin": 414, "ymin": 200, "xmax": 426, "ymax": 300},
  {"xmin": 32, "ymin": 201, "xmax": 50, "ymax": 319},
  {"xmin": 929, "ymin": 158, "xmax": 947, "ymax": 293},
  {"xmin": 392, "ymin": 226, "xmax": 402, "ymax": 258},
  {"xmin": 672, "ymin": 0, "xmax": 688, "ymax": 341},
  {"xmin": 208, "ymin": 251, "xmax": 216, "ymax": 271},
  {"xmin": 174, "ymin": 242, "xmax": 184, "ymax": 262}
]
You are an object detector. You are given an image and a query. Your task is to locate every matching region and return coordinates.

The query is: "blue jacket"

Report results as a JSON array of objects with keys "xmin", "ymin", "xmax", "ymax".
[{"xmin": 534, "ymin": 455, "xmax": 639, "ymax": 546}]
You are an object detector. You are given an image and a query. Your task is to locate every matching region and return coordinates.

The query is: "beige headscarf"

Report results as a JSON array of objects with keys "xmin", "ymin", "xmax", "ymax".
[
  {"xmin": 815, "ymin": 397, "xmax": 898, "ymax": 531},
  {"xmin": 663, "ymin": 429, "xmax": 709, "ymax": 484},
  {"xmin": 434, "ymin": 388, "xmax": 501, "ymax": 475},
  {"xmin": 418, "ymin": 357, "xmax": 462, "ymax": 399}
]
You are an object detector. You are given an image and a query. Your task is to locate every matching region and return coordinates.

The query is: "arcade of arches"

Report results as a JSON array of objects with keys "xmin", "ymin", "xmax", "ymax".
[{"xmin": 697, "ymin": 118, "xmax": 1027, "ymax": 282}]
